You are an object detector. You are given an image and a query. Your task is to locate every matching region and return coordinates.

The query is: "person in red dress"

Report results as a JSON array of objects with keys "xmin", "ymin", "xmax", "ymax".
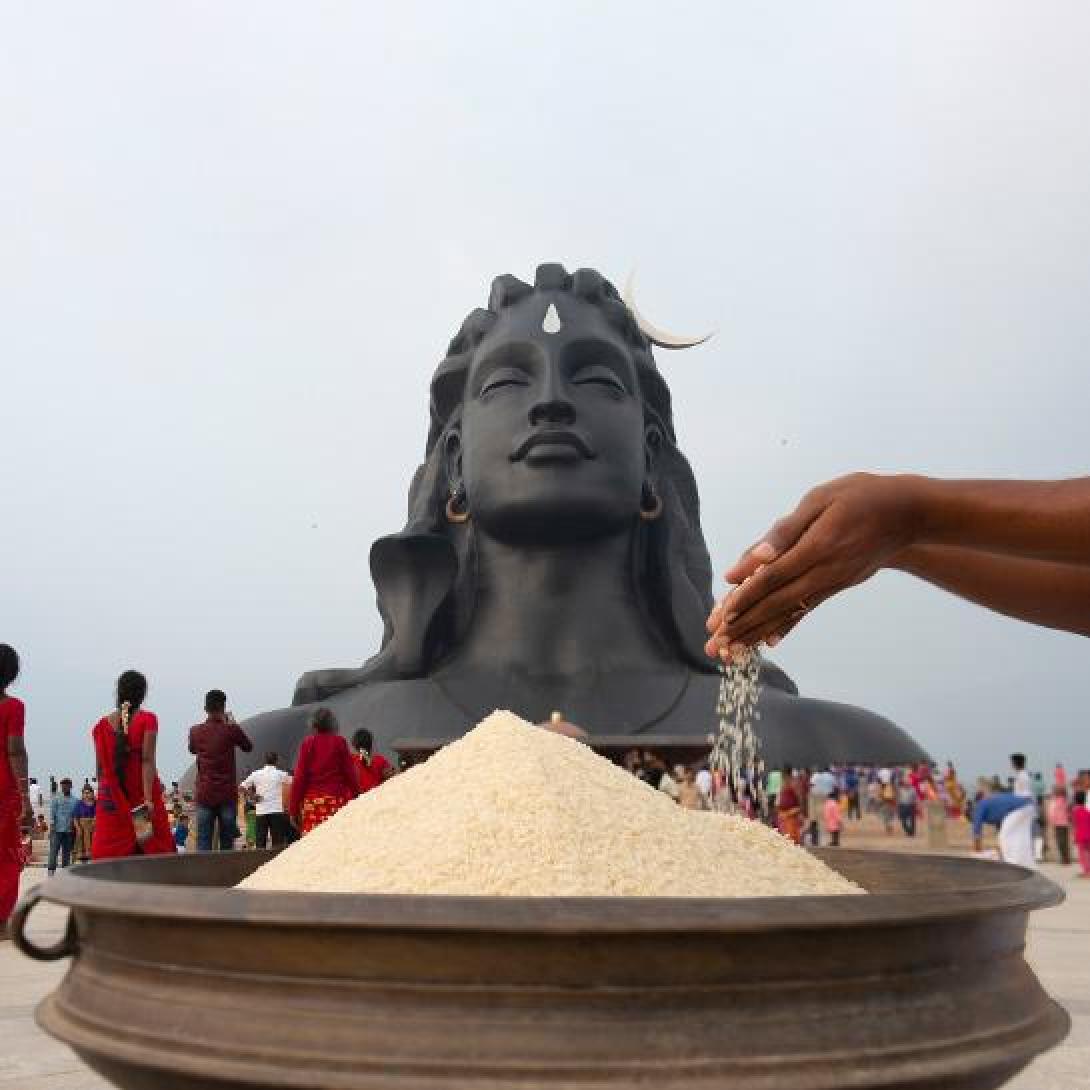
[
  {"xmin": 290, "ymin": 708, "xmax": 360, "ymax": 835},
  {"xmin": 350, "ymin": 729, "xmax": 395, "ymax": 793},
  {"xmin": 91, "ymin": 670, "xmax": 176, "ymax": 860},
  {"xmin": 1, "ymin": 645, "xmax": 33, "ymax": 936}
]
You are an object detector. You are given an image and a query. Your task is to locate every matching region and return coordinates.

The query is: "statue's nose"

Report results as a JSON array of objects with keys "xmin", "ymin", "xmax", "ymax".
[{"xmin": 528, "ymin": 397, "xmax": 576, "ymax": 428}]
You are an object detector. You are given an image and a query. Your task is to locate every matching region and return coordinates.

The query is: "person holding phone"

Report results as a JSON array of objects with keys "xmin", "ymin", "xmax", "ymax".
[{"xmin": 188, "ymin": 689, "xmax": 253, "ymax": 851}]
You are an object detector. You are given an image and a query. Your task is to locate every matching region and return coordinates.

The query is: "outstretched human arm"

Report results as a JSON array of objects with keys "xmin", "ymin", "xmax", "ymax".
[
  {"xmin": 706, "ymin": 475, "xmax": 1090, "ymax": 654},
  {"xmin": 888, "ymin": 546, "xmax": 1090, "ymax": 637}
]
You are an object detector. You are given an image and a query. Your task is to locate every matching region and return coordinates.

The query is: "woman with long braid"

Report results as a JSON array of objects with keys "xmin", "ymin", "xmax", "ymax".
[{"xmin": 91, "ymin": 670, "xmax": 175, "ymax": 859}]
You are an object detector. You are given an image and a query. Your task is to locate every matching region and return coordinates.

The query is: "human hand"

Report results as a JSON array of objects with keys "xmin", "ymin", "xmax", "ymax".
[
  {"xmin": 705, "ymin": 473, "xmax": 924, "ymax": 657},
  {"xmin": 20, "ymin": 798, "xmax": 34, "ymax": 831}
]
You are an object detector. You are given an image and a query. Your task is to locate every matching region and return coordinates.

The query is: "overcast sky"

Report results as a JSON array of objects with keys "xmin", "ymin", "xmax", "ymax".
[{"xmin": 3, "ymin": 3, "xmax": 1087, "ymax": 786}]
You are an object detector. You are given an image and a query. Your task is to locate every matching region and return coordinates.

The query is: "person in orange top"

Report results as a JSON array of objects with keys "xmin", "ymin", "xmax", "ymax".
[
  {"xmin": 290, "ymin": 708, "xmax": 360, "ymax": 834},
  {"xmin": 90, "ymin": 670, "xmax": 176, "ymax": 860},
  {"xmin": 0, "ymin": 645, "xmax": 33, "ymax": 936},
  {"xmin": 350, "ymin": 729, "xmax": 394, "ymax": 793},
  {"xmin": 776, "ymin": 771, "xmax": 803, "ymax": 845}
]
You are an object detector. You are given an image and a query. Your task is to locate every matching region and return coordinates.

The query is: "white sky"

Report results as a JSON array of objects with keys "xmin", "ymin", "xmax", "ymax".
[{"xmin": 3, "ymin": 2, "xmax": 1087, "ymax": 785}]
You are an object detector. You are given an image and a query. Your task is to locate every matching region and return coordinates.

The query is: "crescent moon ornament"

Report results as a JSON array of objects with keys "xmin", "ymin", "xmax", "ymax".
[{"xmin": 622, "ymin": 270, "xmax": 715, "ymax": 350}]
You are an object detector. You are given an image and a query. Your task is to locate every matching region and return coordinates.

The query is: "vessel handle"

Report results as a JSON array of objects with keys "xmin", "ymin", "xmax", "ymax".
[{"xmin": 11, "ymin": 886, "xmax": 79, "ymax": 962}]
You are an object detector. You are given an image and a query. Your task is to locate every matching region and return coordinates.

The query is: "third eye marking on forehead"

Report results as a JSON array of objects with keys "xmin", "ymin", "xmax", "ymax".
[{"xmin": 542, "ymin": 303, "xmax": 562, "ymax": 334}]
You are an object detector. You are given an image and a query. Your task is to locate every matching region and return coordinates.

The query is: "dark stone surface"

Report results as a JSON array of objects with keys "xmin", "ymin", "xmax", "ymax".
[{"xmin": 232, "ymin": 264, "xmax": 927, "ymax": 779}]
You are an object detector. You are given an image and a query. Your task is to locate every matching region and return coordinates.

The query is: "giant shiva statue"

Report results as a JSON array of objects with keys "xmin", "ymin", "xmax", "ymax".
[{"xmin": 239, "ymin": 264, "xmax": 925, "ymax": 772}]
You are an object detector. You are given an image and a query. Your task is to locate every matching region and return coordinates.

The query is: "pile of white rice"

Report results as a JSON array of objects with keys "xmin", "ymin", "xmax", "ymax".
[{"xmin": 239, "ymin": 711, "xmax": 861, "ymax": 898}]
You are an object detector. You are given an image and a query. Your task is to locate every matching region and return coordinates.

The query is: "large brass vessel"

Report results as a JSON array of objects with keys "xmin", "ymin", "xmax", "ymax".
[{"xmin": 13, "ymin": 849, "xmax": 1067, "ymax": 1090}]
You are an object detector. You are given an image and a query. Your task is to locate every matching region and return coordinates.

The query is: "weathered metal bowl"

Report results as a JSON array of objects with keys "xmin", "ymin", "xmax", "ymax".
[{"xmin": 14, "ymin": 849, "xmax": 1067, "ymax": 1090}]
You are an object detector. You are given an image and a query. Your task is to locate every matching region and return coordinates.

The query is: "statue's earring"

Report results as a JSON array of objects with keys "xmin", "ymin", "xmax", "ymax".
[
  {"xmin": 446, "ymin": 484, "xmax": 470, "ymax": 524},
  {"xmin": 639, "ymin": 481, "xmax": 663, "ymax": 521}
]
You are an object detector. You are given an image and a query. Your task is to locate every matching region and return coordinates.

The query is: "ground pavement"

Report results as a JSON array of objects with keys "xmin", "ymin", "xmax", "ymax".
[{"xmin": 2, "ymin": 826, "xmax": 1088, "ymax": 1089}]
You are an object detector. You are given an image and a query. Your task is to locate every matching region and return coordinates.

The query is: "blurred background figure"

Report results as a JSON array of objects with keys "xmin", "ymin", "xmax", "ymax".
[
  {"xmin": 47, "ymin": 777, "xmax": 77, "ymax": 875},
  {"xmin": 1048, "ymin": 786, "xmax": 1071, "ymax": 865},
  {"xmin": 72, "ymin": 784, "xmax": 96, "ymax": 864}
]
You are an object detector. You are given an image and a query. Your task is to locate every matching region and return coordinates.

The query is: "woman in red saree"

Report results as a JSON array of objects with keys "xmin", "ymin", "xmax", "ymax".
[
  {"xmin": 776, "ymin": 771, "xmax": 804, "ymax": 845},
  {"xmin": 91, "ymin": 670, "xmax": 175, "ymax": 860},
  {"xmin": 1, "ymin": 645, "xmax": 33, "ymax": 935},
  {"xmin": 290, "ymin": 708, "xmax": 360, "ymax": 835},
  {"xmin": 350, "ymin": 728, "xmax": 394, "ymax": 793}
]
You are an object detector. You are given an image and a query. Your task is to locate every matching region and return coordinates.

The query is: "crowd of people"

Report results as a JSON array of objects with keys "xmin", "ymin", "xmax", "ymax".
[
  {"xmin": 0, "ymin": 644, "xmax": 396, "ymax": 937},
  {"xmin": 622, "ymin": 748, "xmax": 1090, "ymax": 871}
]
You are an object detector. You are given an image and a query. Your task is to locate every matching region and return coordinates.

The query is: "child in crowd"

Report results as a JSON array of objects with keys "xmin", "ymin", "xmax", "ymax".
[
  {"xmin": 823, "ymin": 787, "xmax": 843, "ymax": 847},
  {"xmin": 1072, "ymin": 790, "xmax": 1090, "ymax": 878}
]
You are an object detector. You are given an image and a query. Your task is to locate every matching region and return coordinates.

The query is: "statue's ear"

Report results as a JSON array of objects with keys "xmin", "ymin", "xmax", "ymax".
[
  {"xmin": 369, "ymin": 532, "xmax": 458, "ymax": 678},
  {"xmin": 444, "ymin": 429, "xmax": 464, "ymax": 494},
  {"xmin": 643, "ymin": 422, "xmax": 663, "ymax": 478}
]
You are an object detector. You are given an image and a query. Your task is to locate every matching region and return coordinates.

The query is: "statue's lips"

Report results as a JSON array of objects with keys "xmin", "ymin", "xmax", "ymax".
[{"xmin": 510, "ymin": 429, "xmax": 596, "ymax": 463}]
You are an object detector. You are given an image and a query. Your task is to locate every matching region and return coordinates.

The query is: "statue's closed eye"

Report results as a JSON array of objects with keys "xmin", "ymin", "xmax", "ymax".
[
  {"xmin": 572, "ymin": 365, "xmax": 626, "ymax": 396},
  {"xmin": 480, "ymin": 367, "xmax": 531, "ymax": 396}
]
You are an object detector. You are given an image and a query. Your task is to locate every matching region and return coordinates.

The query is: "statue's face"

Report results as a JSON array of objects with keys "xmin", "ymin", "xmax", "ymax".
[{"xmin": 457, "ymin": 294, "xmax": 648, "ymax": 544}]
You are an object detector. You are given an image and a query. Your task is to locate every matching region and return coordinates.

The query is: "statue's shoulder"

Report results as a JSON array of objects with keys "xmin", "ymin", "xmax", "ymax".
[
  {"xmin": 319, "ymin": 677, "xmax": 468, "ymax": 756},
  {"xmin": 757, "ymin": 685, "xmax": 927, "ymax": 769}
]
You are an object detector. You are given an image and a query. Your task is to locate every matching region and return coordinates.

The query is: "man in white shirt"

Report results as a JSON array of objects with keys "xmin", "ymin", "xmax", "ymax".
[
  {"xmin": 1011, "ymin": 753, "xmax": 1032, "ymax": 798},
  {"xmin": 239, "ymin": 752, "xmax": 291, "ymax": 849}
]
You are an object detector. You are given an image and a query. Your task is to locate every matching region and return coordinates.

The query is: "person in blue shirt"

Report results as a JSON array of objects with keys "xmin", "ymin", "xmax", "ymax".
[
  {"xmin": 173, "ymin": 812, "xmax": 190, "ymax": 852},
  {"xmin": 844, "ymin": 767, "xmax": 861, "ymax": 820},
  {"xmin": 48, "ymin": 777, "xmax": 78, "ymax": 875},
  {"xmin": 972, "ymin": 783, "xmax": 1035, "ymax": 869}
]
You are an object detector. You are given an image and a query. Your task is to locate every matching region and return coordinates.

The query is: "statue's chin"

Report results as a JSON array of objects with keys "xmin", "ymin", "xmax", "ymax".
[{"xmin": 475, "ymin": 499, "xmax": 636, "ymax": 547}]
